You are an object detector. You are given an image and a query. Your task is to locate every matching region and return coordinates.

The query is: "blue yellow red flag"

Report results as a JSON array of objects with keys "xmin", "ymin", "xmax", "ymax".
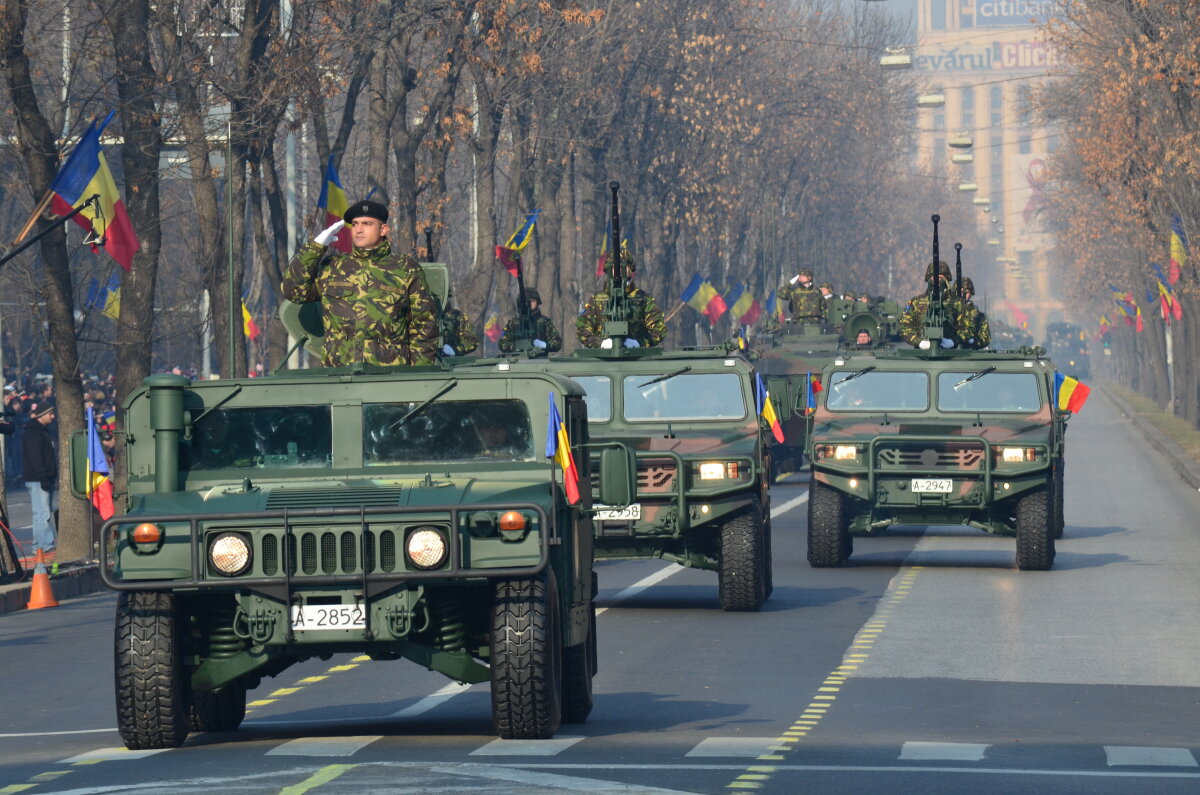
[
  {"xmin": 1169, "ymin": 214, "xmax": 1188, "ymax": 285},
  {"xmin": 496, "ymin": 210, "xmax": 540, "ymax": 277},
  {"xmin": 484, "ymin": 310, "xmax": 502, "ymax": 343},
  {"xmin": 545, "ymin": 393, "xmax": 581, "ymax": 504},
  {"xmin": 754, "ymin": 373, "xmax": 785, "ymax": 443},
  {"xmin": 316, "ymin": 155, "xmax": 351, "ymax": 253},
  {"xmin": 49, "ymin": 112, "xmax": 138, "ymax": 271},
  {"xmin": 1053, "ymin": 372, "xmax": 1090, "ymax": 413},
  {"xmin": 86, "ymin": 406, "xmax": 115, "ymax": 520}
]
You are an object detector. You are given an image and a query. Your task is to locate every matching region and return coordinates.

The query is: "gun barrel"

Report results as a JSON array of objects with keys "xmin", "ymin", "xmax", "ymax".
[
  {"xmin": 931, "ymin": 215, "xmax": 941, "ymax": 303},
  {"xmin": 424, "ymin": 227, "xmax": 434, "ymax": 262},
  {"xmin": 609, "ymin": 181, "xmax": 622, "ymax": 290},
  {"xmin": 954, "ymin": 242, "xmax": 963, "ymax": 298}
]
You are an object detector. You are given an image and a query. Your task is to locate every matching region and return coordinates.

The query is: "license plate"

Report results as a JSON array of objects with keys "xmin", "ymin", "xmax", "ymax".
[
  {"xmin": 911, "ymin": 478, "xmax": 952, "ymax": 493},
  {"xmin": 594, "ymin": 503, "xmax": 641, "ymax": 521},
  {"xmin": 290, "ymin": 604, "xmax": 365, "ymax": 630}
]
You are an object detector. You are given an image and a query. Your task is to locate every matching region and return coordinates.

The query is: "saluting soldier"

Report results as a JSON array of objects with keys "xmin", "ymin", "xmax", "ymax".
[
  {"xmin": 899, "ymin": 260, "xmax": 965, "ymax": 347},
  {"xmin": 283, "ymin": 200, "xmax": 439, "ymax": 367},
  {"xmin": 577, "ymin": 252, "xmax": 666, "ymax": 348},
  {"xmin": 441, "ymin": 294, "xmax": 479, "ymax": 356},
  {"xmin": 499, "ymin": 289, "xmax": 562, "ymax": 354},
  {"xmin": 955, "ymin": 276, "xmax": 991, "ymax": 349},
  {"xmin": 780, "ymin": 268, "xmax": 823, "ymax": 323}
]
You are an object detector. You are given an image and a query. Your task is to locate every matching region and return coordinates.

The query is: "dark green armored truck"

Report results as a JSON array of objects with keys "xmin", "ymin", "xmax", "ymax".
[
  {"xmin": 806, "ymin": 344, "xmax": 1066, "ymax": 571},
  {"xmin": 75, "ymin": 364, "xmax": 633, "ymax": 749}
]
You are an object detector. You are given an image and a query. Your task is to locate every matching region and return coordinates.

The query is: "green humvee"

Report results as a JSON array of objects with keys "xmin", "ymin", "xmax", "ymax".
[
  {"xmin": 533, "ymin": 346, "xmax": 774, "ymax": 612},
  {"xmin": 73, "ymin": 364, "xmax": 635, "ymax": 749},
  {"xmin": 806, "ymin": 346, "xmax": 1066, "ymax": 570}
]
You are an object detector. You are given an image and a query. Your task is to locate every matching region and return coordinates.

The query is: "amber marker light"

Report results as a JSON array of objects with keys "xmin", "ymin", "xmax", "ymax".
[
  {"xmin": 132, "ymin": 523, "xmax": 162, "ymax": 544},
  {"xmin": 499, "ymin": 511, "xmax": 527, "ymax": 532}
]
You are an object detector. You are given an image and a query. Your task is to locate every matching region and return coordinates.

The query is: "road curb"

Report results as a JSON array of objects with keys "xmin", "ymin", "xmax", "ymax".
[
  {"xmin": 1101, "ymin": 384, "xmax": 1200, "ymax": 491},
  {"xmin": 0, "ymin": 563, "xmax": 104, "ymax": 616}
]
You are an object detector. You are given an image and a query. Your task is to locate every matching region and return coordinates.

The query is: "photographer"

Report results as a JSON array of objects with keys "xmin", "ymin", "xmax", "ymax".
[{"xmin": 22, "ymin": 403, "xmax": 56, "ymax": 555}]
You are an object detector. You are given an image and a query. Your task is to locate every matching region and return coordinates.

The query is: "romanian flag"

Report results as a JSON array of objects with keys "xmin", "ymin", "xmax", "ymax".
[
  {"xmin": 316, "ymin": 155, "xmax": 351, "ymax": 253},
  {"xmin": 740, "ymin": 297, "xmax": 763, "ymax": 326},
  {"xmin": 595, "ymin": 214, "xmax": 612, "ymax": 278},
  {"xmin": 1169, "ymin": 214, "xmax": 1188, "ymax": 285},
  {"xmin": 728, "ymin": 284, "xmax": 759, "ymax": 325},
  {"xmin": 765, "ymin": 289, "xmax": 784, "ymax": 323},
  {"xmin": 483, "ymin": 311, "xmax": 502, "ymax": 343},
  {"xmin": 545, "ymin": 393, "xmax": 581, "ymax": 504},
  {"xmin": 85, "ymin": 274, "xmax": 121, "ymax": 320},
  {"xmin": 86, "ymin": 406, "xmax": 115, "ymax": 520},
  {"xmin": 1003, "ymin": 300, "xmax": 1029, "ymax": 329},
  {"xmin": 48, "ymin": 112, "xmax": 138, "ymax": 271},
  {"xmin": 680, "ymin": 274, "xmax": 726, "ymax": 325},
  {"xmin": 1053, "ymin": 372, "xmax": 1090, "ymax": 413},
  {"xmin": 1110, "ymin": 286, "xmax": 1144, "ymax": 332},
  {"xmin": 1098, "ymin": 314, "xmax": 1110, "ymax": 336},
  {"xmin": 496, "ymin": 210, "xmax": 540, "ymax": 277},
  {"xmin": 1152, "ymin": 263, "xmax": 1183, "ymax": 323},
  {"xmin": 754, "ymin": 373, "xmax": 785, "ymax": 443},
  {"xmin": 242, "ymin": 300, "xmax": 261, "ymax": 340},
  {"xmin": 805, "ymin": 371, "xmax": 822, "ymax": 415}
]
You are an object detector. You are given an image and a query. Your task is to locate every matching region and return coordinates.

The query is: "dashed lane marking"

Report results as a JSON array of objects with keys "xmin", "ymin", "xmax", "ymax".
[
  {"xmin": 59, "ymin": 747, "xmax": 171, "ymax": 763},
  {"xmin": 1105, "ymin": 746, "xmax": 1198, "ymax": 767},
  {"xmin": 266, "ymin": 737, "xmax": 382, "ymax": 757},
  {"xmin": 900, "ymin": 741, "xmax": 990, "ymax": 761},
  {"xmin": 388, "ymin": 682, "xmax": 475, "ymax": 719},
  {"xmin": 278, "ymin": 763, "xmax": 356, "ymax": 795},
  {"xmin": 469, "ymin": 736, "xmax": 586, "ymax": 756}
]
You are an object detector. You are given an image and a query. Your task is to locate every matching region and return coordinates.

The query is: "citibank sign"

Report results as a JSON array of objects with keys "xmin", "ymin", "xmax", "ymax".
[{"xmin": 974, "ymin": 0, "xmax": 1059, "ymax": 26}]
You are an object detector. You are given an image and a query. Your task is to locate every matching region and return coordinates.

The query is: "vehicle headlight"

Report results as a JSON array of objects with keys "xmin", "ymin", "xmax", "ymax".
[
  {"xmin": 1000, "ymin": 447, "xmax": 1037, "ymax": 463},
  {"xmin": 699, "ymin": 462, "xmax": 726, "ymax": 480},
  {"xmin": 834, "ymin": 445, "xmax": 859, "ymax": 460},
  {"xmin": 209, "ymin": 532, "xmax": 252, "ymax": 576},
  {"xmin": 406, "ymin": 526, "xmax": 448, "ymax": 570}
]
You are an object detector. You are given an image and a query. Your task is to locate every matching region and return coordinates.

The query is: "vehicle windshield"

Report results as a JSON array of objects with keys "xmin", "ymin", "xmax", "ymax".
[
  {"xmin": 363, "ymin": 399, "xmax": 535, "ymax": 464},
  {"xmin": 186, "ymin": 406, "xmax": 332, "ymax": 470},
  {"xmin": 825, "ymin": 371, "xmax": 929, "ymax": 411},
  {"xmin": 572, "ymin": 376, "xmax": 612, "ymax": 422},
  {"xmin": 622, "ymin": 372, "xmax": 746, "ymax": 421},
  {"xmin": 937, "ymin": 372, "xmax": 1043, "ymax": 412}
]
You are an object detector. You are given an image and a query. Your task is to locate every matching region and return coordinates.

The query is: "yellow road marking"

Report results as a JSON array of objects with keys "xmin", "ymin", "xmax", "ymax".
[
  {"xmin": 299, "ymin": 676, "xmax": 328, "ymax": 683},
  {"xmin": 327, "ymin": 664, "xmax": 358, "ymax": 672},
  {"xmin": 271, "ymin": 688, "xmax": 301, "ymax": 696},
  {"xmin": 0, "ymin": 785, "xmax": 37, "ymax": 793},
  {"xmin": 279, "ymin": 764, "xmax": 357, "ymax": 795},
  {"xmin": 248, "ymin": 699, "xmax": 277, "ymax": 707}
]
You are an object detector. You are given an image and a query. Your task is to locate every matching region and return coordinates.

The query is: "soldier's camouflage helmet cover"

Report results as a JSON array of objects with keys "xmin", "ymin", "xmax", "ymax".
[{"xmin": 924, "ymin": 260, "xmax": 952, "ymax": 282}]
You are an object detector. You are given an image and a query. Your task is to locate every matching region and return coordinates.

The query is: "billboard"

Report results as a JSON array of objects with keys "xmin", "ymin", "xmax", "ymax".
[
  {"xmin": 915, "ymin": 40, "xmax": 1057, "ymax": 72},
  {"xmin": 973, "ymin": 0, "xmax": 1060, "ymax": 27}
]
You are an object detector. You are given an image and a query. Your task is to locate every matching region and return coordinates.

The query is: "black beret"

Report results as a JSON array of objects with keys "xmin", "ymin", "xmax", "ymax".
[{"xmin": 344, "ymin": 200, "xmax": 388, "ymax": 224}]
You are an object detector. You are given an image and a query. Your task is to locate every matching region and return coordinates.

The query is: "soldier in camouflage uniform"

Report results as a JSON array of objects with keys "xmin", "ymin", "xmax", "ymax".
[
  {"xmin": 576, "ymin": 253, "xmax": 666, "ymax": 348},
  {"xmin": 899, "ymin": 260, "xmax": 965, "ymax": 347},
  {"xmin": 499, "ymin": 289, "xmax": 562, "ymax": 354},
  {"xmin": 283, "ymin": 200, "xmax": 439, "ymax": 367},
  {"xmin": 441, "ymin": 298, "xmax": 479, "ymax": 356},
  {"xmin": 819, "ymin": 282, "xmax": 835, "ymax": 301},
  {"xmin": 779, "ymin": 268, "xmax": 824, "ymax": 323},
  {"xmin": 955, "ymin": 276, "xmax": 991, "ymax": 349}
]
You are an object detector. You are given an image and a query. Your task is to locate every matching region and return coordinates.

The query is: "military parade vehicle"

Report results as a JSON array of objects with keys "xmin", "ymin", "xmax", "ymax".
[
  {"xmin": 1045, "ymin": 321, "xmax": 1091, "ymax": 379},
  {"xmin": 513, "ymin": 183, "xmax": 773, "ymax": 612},
  {"xmin": 73, "ymin": 280, "xmax": 637, "ymax": 749},
  {"xmin": 805, "ymin": 217, "xmax": 1067, "ymax": 571}
]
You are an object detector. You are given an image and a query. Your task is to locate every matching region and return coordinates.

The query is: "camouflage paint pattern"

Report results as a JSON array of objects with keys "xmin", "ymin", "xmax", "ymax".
[
  {"xmin": 576, "ymin": 287, "xmax": 666, "ymax": 348},
  {"xmin": 498, "ymin": 311, "xmax": 562, "ymax": 352},
  {"xmin": 779, "ymin": 283, "xmax": 823, "ymax": 323},
  {"xmin": 443, "ymin": 307, "xmax": 478, "ymax": 354}
]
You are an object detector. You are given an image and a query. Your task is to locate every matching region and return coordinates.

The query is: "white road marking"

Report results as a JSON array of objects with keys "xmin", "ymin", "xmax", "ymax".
[
  {"xmin": 0, "ymin": 727, "xmax": 117, "ymax": 738},
  {"xmin": 899, "ymin": 741, "xmax": 989, "ymax": 761},
  {"xmin": 1104, "ymin": 746, "xmax": 1198, "ymax": 767},
  {"xmin": 469, "ymin": 736, "xmax": 586, "ymax": 756},
  {"xmin": 265, "ymin": 736, "xmax": 382, "ymax": 756},
  {"xmin": 59, "ymin": 747, "xmax": 170, "ymax": 762},
  {"xmin": 431, "ymin": 762, "xmax": 702, "ymax": 792},
  {"xmin": 388, "ymin": 681, "xmax": 475, "ymax": 718},
  {"xmin": 770, "ymin": 491, "xmax": 809, "ymax": 519},
  {"xmin": 684, "ymin": 737, "xmax": 779, "ymax": 757}
]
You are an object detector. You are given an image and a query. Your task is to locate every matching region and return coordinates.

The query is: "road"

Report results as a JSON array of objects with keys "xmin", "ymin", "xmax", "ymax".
[{"xmin": 2, "ymin": 389, "xmax": 1199, "ymax": 794}]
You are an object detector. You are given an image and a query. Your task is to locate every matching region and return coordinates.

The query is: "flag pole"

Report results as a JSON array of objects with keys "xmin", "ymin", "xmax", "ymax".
[
  {"xmin": 11, "ymin": 191, "xmax": 55, "ymax": 246},
  {"xmin": 663, "ymin": 301, "xmax": 688, "ymax": 323}
]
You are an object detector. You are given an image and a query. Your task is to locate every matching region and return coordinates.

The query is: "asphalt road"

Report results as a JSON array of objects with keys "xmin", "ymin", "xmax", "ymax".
[{"xmin": 2, "ymin": 389, "xmax": 1199, "ymax": 794}]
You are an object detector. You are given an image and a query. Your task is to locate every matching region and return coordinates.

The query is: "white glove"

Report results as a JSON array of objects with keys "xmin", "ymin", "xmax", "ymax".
[
  {"xmin": 623, "ymin": 338, "xmax": 640, "ymax": 348},
  {"xmin": 442, "ymin": 344, "xmax": 455, "ymax": 356},
  {"xmin": 940, "ymin": 337, "xmax": 955, "ymax": 349},
  {"xmin": 533, "ymin": 339, "xmax": 548, "ymax": 350},
  {"xmin": 314, "ymin": 220, "xmax": 345, "ymax": 246},
  {"xmin": 600, "ymin": 338, "xmax": 614, "ymax": 349},
  {"xmin": 789, "ymin": 274, "xmax": 801, "ymax": 285}
]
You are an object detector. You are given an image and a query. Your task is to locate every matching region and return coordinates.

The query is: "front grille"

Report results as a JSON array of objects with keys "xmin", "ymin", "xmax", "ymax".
[
  {"xmin": 265, "ymin": 486, "xmax": 404, "ymax": 510},
  {"xmin": 256, "ymin": 527, "xmax": 404, "ymax": 575},
  {"xmin": 875, "ymin": 442, "xmax": 984, "ymax": 471},
  {"xmin": 589, "ymin": 459, "xmax": 678, "ymax": 494}
]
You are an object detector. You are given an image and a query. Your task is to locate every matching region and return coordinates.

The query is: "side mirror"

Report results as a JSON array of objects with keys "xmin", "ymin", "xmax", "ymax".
[
  {"xmin": 596, "ymin": 446, "xmax": 637, "ymax": 509},
  {"xmin": 68, "ymin": 431, "xmax": 89, "ymax": 499}
]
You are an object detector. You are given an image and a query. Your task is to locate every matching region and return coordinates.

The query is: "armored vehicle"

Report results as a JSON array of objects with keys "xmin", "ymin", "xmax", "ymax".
[
  {"xmin": 806, "ymin": 217, "xmax": 1067, "ymax": 571},
  {"xmin": 1045, "ymin": 321, "xmax": 1091, "ymax": 379},
  {"xmin": 74, "ymin": 364, "xmax": 634, "ymax": 749}
]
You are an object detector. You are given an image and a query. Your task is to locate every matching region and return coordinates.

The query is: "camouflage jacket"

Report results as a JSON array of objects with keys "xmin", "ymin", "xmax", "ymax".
[
  {"xmin": 780, "ymin": 284, "xmax": 823, "ymax": 322},
  {"xmin": 576, "ymin": 287, "xmax": 666, "ymax": 348},
  {"xmin": 959, "ymin": 304, "xmax": 991, "ymax": 349},
  {"xmin": 498, "ymin": 310, "xmax": 562, "ymax": 353},
  {"xmin": 442, "ymin": 308, "xmax": 478, "ymax": 354},
  {"xmin": 899, "ymin": 292, "xmax": 967, "ymax": 347},
  {"xmin": 282, "ymin": 238, "xmax": 439, "ymax": 367}
]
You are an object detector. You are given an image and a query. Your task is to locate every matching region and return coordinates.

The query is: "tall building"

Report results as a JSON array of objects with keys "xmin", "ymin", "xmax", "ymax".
[{"xmin": 913, "ymin": 0, "xmax": 1060, "ymax": 334}]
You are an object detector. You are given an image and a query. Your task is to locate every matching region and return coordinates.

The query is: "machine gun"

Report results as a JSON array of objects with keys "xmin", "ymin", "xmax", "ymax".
[
  {"xmin": 921, "ymin": 214, "xmax": 951, "ymax": 348},
  {"xmin": 601, "ymin": 181, "xmax": 633, "ymax": 347}
]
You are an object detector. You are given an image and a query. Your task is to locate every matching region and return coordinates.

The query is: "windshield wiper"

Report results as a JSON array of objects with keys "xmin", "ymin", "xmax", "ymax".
[
  {"xmin": 639, "ymin": 366, "xmax": 691, "ymax": 389},
  {"xmin": 953, "ymin": 366, "xmax": 996, "ymax": 390},
  {"xmin": 834, "ymin": 366, "xmax": 875, "ymax": 388},
  {"xmin": 390, "ymin": 379, "xmax": 459, "ymax": 429}
]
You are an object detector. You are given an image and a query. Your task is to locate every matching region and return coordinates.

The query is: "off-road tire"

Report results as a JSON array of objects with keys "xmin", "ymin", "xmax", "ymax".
[
  {"xmin": 1016, "ymin": 487, "xmax": 1055, "ymax": 571},
  {"xmin": 1052, "ymin": 460, "xmax": 1065, "ymax": 539},
  {"xmin": 189, "ymin": 682, "xmax": 247, "ymax": 733},
  {"xmin": 718, "ymin": 500, "xmax": 765, "ymax": 612},
  {"xmin": 560, "ymin": 604, "xmax": 595, "ymax": 723},
  {"xmin": 115, "ymin": 591, "xmax": 190, "ymax": 750},
  {"xmin": 808, "ymin": 479, "xmax": 849, "ymax": 567},
  {"xmin": 762, "ymin": 511, "xmax": 775, "ymax": 601},
  {"xmin": 491, "ymin": 574, "xmax": 562, "ymax": 739}
]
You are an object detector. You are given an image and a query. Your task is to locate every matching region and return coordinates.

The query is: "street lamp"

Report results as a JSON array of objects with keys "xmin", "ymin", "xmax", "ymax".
[
  {"xmin": 880, "ymin": 47, "xmax": 913, "ymax": 70},
  {"xmin": 951, "ymin": 153, "xmax": 974, "ymax": 164},
  {"xmin": 958, "ymin": 182, "xmax": 978, "ymax": 192},
  {"xmin": 948, "ymin": 133, "xmax": 973, "ymax": 148},
  {"xmin": 973, "ymin": 196, "xmax": 990, "ymax": 206},
  {"xmin": 917, "ymin": 92, "xmax": 946, "ymax": 108}
]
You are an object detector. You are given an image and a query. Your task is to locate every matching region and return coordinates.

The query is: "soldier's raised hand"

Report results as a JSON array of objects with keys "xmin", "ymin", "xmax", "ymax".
[
  {"xmin": 442, "ymin": 344, "xmax": 456, "ymax": 356},
  {"xmin": 314, "ymin": 220, "xmax": 345, "ymax": 247},
  {"xmin": 623, "ymin": 338, "xmax": 640, "ymax": 348},
  {"xmin": 532, "ymin": 339, "xmax": 548, "ymax": 350}
]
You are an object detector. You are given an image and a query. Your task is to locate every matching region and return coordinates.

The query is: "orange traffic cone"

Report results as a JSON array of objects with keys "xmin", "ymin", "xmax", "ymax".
[{"xmin": 26, "ymin": 549, "xmax": 59, "ymax": 610}]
